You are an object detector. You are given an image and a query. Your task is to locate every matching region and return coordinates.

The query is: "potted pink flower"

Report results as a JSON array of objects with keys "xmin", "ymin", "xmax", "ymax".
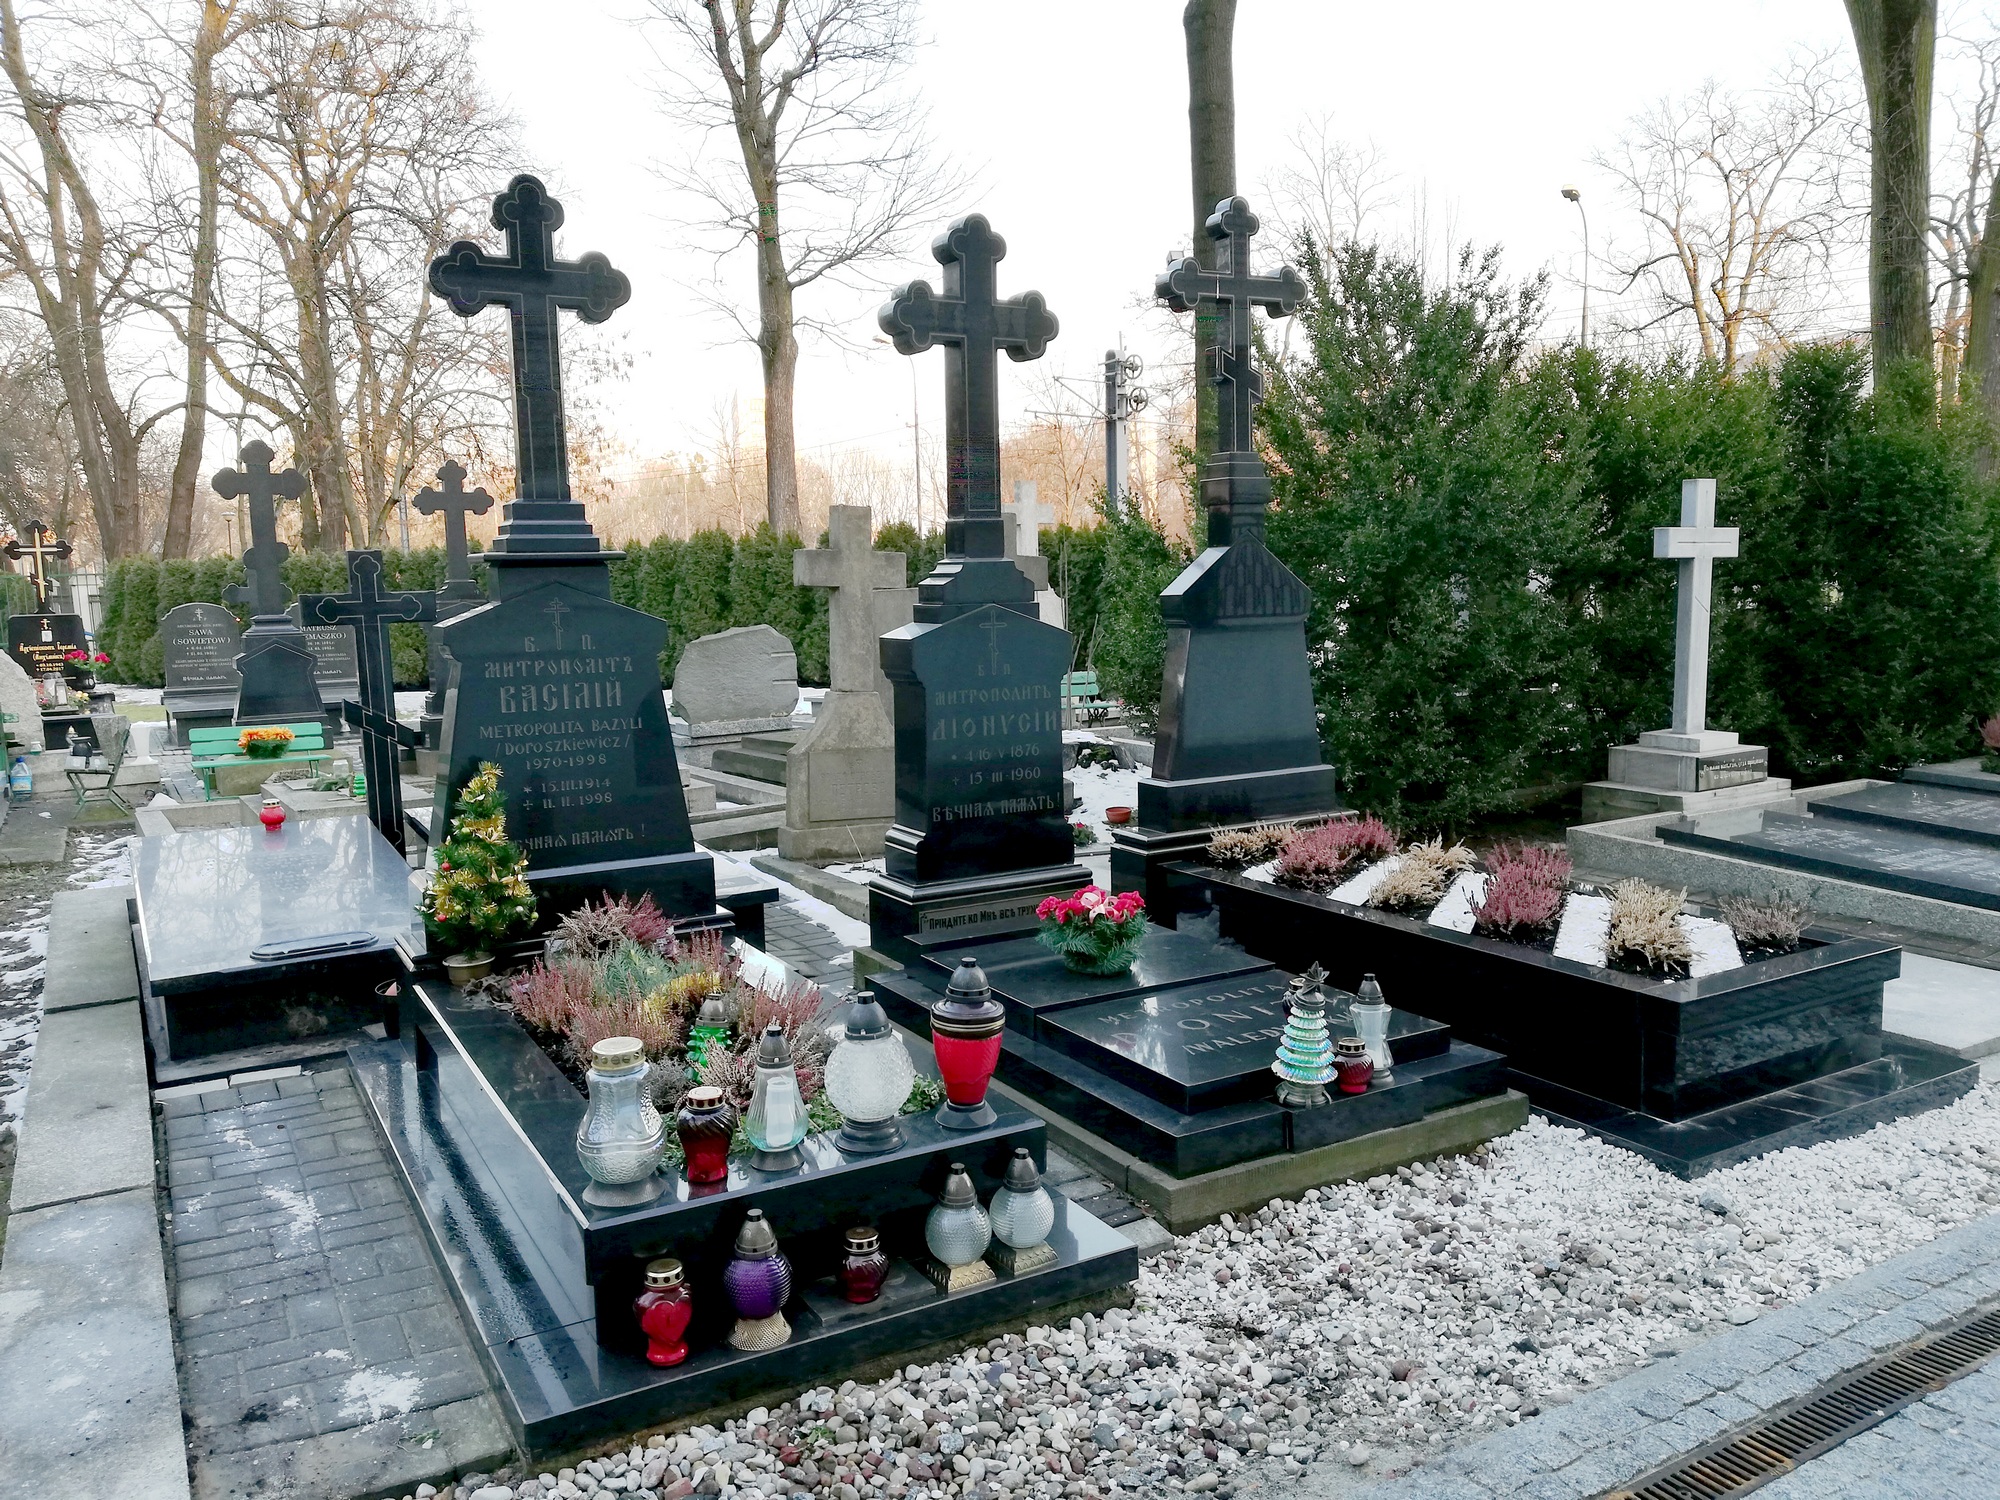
[{"xmin": 1035, "ymin": 884, "xmax": 1148, "ymax": 976}]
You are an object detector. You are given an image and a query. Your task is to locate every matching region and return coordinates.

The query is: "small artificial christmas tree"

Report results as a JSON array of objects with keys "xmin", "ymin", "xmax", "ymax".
[
  {"xmin": 422, "ymin": 761, "xmax": 537, "ymax": 956},
  {"xmin": 1271, "ymin": 962, "xmax": 1337, "ymax": 1108}
]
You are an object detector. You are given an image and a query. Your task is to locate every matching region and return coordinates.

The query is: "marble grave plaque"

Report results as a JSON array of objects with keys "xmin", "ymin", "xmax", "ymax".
[
  {"xmin": 1813, "ymin": 781, "xmax": 2000, "ymax": 849},
  {"xmin": 162, "ymin": 603, "xmax": 243, "ymax": 697},
  {"xmin": 1662, "ymin": 809, "xmax": 2000, "ymax": 911}
]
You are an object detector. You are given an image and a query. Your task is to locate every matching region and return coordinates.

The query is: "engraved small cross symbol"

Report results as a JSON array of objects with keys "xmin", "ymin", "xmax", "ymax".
[
  {"xmin": 544, "ymin": 597, "xmax": 571, "ymax": 650},
  {"xmin": 979, "ymin": 611, "xmax": 1008, "ymax": 676}
]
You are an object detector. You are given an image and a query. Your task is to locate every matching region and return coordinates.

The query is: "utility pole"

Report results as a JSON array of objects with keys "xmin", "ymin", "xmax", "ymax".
[{"xmin": 1102, "ymin": 340, "xmax": 1148, "ymax": 519}]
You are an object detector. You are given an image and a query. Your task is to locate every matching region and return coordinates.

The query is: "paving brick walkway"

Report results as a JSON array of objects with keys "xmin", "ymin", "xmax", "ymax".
[
  {"xmin": 160, "ymin": 1065, "xmax": 509, "ymax": 1499},
  {"xmin": 763, "ymin": 901, "xmax": 856, "ymax": 998},
  {"xmin": 1336, "ymin": 1209, "xmax": 2000, "ymax": 1500}
]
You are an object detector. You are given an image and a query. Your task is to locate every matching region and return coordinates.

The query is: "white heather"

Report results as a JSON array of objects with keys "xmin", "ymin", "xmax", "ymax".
[{"xmin": 475, "ymin": 1085, "xmax": 2000, "ymax": 1500}]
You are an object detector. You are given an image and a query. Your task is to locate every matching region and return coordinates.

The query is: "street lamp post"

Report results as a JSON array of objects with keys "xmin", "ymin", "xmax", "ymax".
[{"xmin": 1561, "ymin": 184, "xmax": 1589, "ymax": 349}]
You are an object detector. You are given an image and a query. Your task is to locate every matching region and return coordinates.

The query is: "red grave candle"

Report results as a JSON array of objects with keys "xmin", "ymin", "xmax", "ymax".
[
  {"xmin": 676, "ymin": 1086, "xmax": 735, "ymax": 1186},
  {"xmin": 838, "ymin": 1226, "xmax": 889, "ymax": 1304},
  {"xmin": 634, "ymin": 1258, "xmax": 693, "ymax": 1366},
  {"xmin": 930, "ymin": 956, "xmax": 1007, "ymax": 1130}
]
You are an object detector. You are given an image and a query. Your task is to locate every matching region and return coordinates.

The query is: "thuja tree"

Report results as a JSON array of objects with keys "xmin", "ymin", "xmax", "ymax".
[{"xmin": 1261, "ymin": 239, "xmax": 1598, "ymax": 827}]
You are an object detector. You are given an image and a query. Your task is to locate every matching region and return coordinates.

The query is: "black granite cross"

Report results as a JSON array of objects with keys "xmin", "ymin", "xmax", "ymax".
[
  {"xmin": 880, "ymin": 215, "xmax": 1056, "ymax": 560},
  {"xmin": 214, "ymin": 441, "xmax": 306, "ymax": 620},
  {"xmin": 4, "ymin": 523, "xmax": 72, "ymax": 611},
  {"xmin": 413, "ymin": 460, "xmax": 492, "ymax": 599},
  {"xmin": 298, "ymin": 551, "xmax": 437, "ymax": 853},
  {"xmin": 430, "ymin": 176, "xmax": 629, "ymax": 550},
  {"xmin": 1157, "ymin": 196, "xmax": 1305, "ymax": 457}
]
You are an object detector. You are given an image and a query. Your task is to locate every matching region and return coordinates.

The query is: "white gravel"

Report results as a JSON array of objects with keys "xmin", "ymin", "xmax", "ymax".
[{"xmin": 411, "ymin": 1083, "xmax": 2000, "ymax": 1500}]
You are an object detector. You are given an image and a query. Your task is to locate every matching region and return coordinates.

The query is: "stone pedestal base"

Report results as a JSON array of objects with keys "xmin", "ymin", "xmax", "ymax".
[
  {"xmin": 673, "ymin": 717, "xmax": 795, "ymax": 769},
  {"xmin": 1580, "ymin": 776, "xmax": 1795, "ymax": 825},
  {"xmin": 1586, "ymin": 728, "xmax": 1789, "ymax": 827},
  {"xmin": 778, "ymin": 690, "xmax": 894, "ymax": 864},
  {"xmin": 233, "ymin": 626, "xmax": 323, "ymax": 726},
  {"xmin": 868, "ymin": 862, "xmax": 1087, "ymax": 969}
]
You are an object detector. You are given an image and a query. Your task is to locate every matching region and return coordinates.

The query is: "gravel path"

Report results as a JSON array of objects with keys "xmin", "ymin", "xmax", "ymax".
[{"xmin": 393, "ymin": 1080, "xmax": 2000, "ymax": 1500}]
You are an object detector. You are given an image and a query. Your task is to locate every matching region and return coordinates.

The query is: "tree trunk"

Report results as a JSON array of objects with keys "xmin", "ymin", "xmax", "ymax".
[
  {"xmin": 1966, "ymin": 169, "xmax": 2000, "ymax": 473},
  {"xmin": 1183, "ymin": 0, "xmax": 1236, "ymax": 471},
  {"xmin": 1848, "ymin": 0, "xmax": 1936, "ymax": 370},
  {"xmin": 163, "ymin": 0, "xmax": 231, "ymax": 560},
  {"xmin": 758, "ymin": 181, "xmax": 802, "ymax": 534}
]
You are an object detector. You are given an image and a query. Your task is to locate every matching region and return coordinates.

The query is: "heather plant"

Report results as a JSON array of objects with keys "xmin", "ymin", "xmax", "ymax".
[
  {"xmin": 1605, "ymin": 879, "xmax": 1695, "ymax": 977},
  {"xmin": 1207, "ymin": 827, "xmax": 1270, "ymax": 869},
  {"xmin": 552, "ymin": 892, "xmax": 678, "ymax": 961},
  {"xmin": 1367, "ymin": 839, "xmax": 1475, "ymax": 915},
  {"xmin": 1271, "ymin": 815, "xmax": 1397, "ymax": 892},
  {"xmin": 1471, "ymin": 842, "xmax": 1573, "ymax": 941},
  {"xmin": 1719, "ymin": 894, "xmax": 1810, "ymax": 956}
]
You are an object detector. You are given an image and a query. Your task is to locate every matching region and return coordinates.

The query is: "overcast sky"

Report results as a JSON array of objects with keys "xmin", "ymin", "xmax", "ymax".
[{"xmin": 468, "ymin": 1, "xmax": 1859, "ymax": 481}]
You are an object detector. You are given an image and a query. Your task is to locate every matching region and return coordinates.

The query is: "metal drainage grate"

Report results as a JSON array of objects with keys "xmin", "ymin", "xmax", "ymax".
[{"xmin": 1605, "ymin": 1301, "xmax": 2000, "ymax": 1500}]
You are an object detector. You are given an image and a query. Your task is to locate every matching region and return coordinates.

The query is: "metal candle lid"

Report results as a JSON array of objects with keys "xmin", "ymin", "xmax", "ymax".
[
  {"xmin": 938, "ymin": 1162, "xmax": 978, "ymax": 1210},
  {"xmin": 685, "ymin": 1084, "xmax": 726, "ymax": 1110},
  {"xmin": 733, "ymin": 1207, "xmax": 779, "ymax": 1259},
  {"xmin": 933, "ymin": 956, "xmax": 1005, "ymax": 1037},
  {"xmin": 694, "ymin": 993, "xmax": 732, "ymax": 1029},
  {"xmin": 1002, "ymin": 1146, "xmax": 1041, "ymax": 1194},
  {"xmin": 643, "ymin": 1257, "xmax": 685, "ymax": 1289},
  {"xmin": 844, "ymin": 1226, "xmax": 881, "ymax": 1254},
  {"xmin": 843, "ymin": 991, "xmax": 892, "ymax": 1043},
  {"xmin": 756, "ymin": 1022, "xmax": 793, "ymax": 1067},
  {"xmin": 1356, "ymin": 973, "xmax": 1387, "ymax": 1007},
  {"xmin": 590, "ymin": 1036, "xmax": 644, "ymax": 1072}
]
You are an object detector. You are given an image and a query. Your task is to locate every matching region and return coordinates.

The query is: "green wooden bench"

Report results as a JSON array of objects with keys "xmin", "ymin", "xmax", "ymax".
[
  {"xmin": 189, "ymin": 722, "xmax": 333, "ymax": 800},
  {"xmin": 1060, "ymin": 670, "xmax": 1110, "ymax": 724}
]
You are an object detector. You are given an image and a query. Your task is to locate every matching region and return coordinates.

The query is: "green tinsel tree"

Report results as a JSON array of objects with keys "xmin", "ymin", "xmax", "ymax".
[{"xmin": 422, "ymin": 762, "xmax": 537, "ymax": 956}]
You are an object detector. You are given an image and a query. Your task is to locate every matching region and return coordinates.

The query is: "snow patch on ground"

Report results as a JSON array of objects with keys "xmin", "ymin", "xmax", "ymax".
[
  {"xmin": 338, "ymin": 1368, "xmax": 422, "ymax": 1422},
  {"xmin": 1069, "ymin": 764, "xmax": 1141, "ymax": 845}
]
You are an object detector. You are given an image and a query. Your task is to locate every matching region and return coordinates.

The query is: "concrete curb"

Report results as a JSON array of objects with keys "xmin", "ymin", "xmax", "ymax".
[
  {"xmin": 7, "ymin": 1000, "xmax": 155, "ymax": 1214},
  {"xmin": 748, "ymin": 851, "xmax": 872, "ymax": 920},
  {"xmin": 41, "ymin": 883, "xmax": 140, "ymax": 1013}
]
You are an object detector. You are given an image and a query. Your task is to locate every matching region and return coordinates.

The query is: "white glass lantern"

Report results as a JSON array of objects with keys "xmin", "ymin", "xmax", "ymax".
[
  {"xmin": 745, "ymin": 1022, "xmax": 808, "ymax": 1172},
  {"xmin": 825, "ymin": 991, "xmax": 914, "ymax": 1156},
  {"xmin": 922, "ymin": 1162, "xmax": 997, "ymax": 1292}
]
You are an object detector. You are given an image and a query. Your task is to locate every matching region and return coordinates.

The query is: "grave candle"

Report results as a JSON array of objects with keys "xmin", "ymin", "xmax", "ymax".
[
  {"xmin": 923, "ymin": 1162, "xmax": 996, "ymax": 1293},
  {"xmin": 675, "ymin": 1085, "xmax": 735, "ymax": 1186},
  {"xmin": 723, "ymin": 1208, "xmax": 793, "ymax": 1350},
  {"xmin": 985, "ymin": 1147, "xmax": 1057, "ymax": 1276},
  {"xmin": 574, "ymin": 1037, "xmax": 665, "ymax": 1207},
  {"xmin": 827, "ymin": 991, "xmax": 915, "ymax": 1156},
  {"xmin": 746, "ymin": 1023, "xmax": 808, "ymax": 1173},
  {"xmin": 633, "ymin": 1257, "xmax": 692, "ymax": 1367},
  {"xmin": 930, "ymin": 956, "xmax": 1006, "ymax": 1130}
]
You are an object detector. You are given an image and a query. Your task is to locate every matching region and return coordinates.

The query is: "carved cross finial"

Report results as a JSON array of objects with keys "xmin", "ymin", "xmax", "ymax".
[
  {"xmin": 4, "ymin": 522, "xmax": 73, "ymax": 610},
  {"xmin": 429, "ymin": 174, "xmax": 629, "ymax": 533},
  {"xmin": 213, "ymin": 440, "xmax": 307, "ymax": 620},
  {"xmin": 413, "ymin": 460, "xmax": 493, "ymax": 592},
  {"xmin": 880, "ymin": 214, "xmax": 1057, "ymax": 560}
]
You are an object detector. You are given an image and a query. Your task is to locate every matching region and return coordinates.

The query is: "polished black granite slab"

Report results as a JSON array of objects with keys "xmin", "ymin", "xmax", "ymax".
[
  {"xmin": 1904, "ymin": 760, "xmax": 2000, "ymax": 796},
  {"xmin": 917, "ymin": 928, "xmax": 1274, "ymax": 1028},
  {"xmin": 1660, "ymin": 808, "xmax": 2000, "ymax": 910},
  {"xmin": 1813, "ymin": 780, "xmax": 2000, "ymax": 849},
  {"xmin": 872, "ymin": 966, "xmax": 1494, "ymax": 1175},
  {"xmin": 132, "ymin": 819, "xmax": 414, "ymax": 1060},
  {"xmin": 1523, "ymin": 1036, "xmax": 1978, "ymax": 1178},
  {"xmin": 351, "ymin": 1026, "xmax": 1135, "ymax": 1453}
]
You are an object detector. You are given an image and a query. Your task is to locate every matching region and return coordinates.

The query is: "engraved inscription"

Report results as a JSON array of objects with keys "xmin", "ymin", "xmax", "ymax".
[{"xmin": 925, "ymin": 681, "xmax": 1061, "ymax": 823}]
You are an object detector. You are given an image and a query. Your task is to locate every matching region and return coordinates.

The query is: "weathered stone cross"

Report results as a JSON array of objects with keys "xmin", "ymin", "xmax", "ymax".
[
  {"xmin": 1157, "ymin": 196, "xmax": 1305, "ymax": 457},
  {"xmin": 429, "ymin": 175, "xmax": 629, "ymax": 530},
  {"xmin": 214, "ymin": 441, "xmax": 305, "ymax": 621},
  {"xmin": 879, "ymin": 214, "xmax": 1057, "ymax": 560},
  {"xmin": 1004, "ymin": 481, "xmax": 1056, "ymax": 556},
  {"xmin": 4, "ymin": 523, "xmax": 71, "ymax": 610},
  {"xmin": 414, "ymin": 460, "xmax": 493, "ymax": 599},
  {"xmin": 1654, "ymin": 478, "xmax": 1739, "ymax": 740},
  {"xmin": 796, "ymin": 506, "xmax": 904, "ymax": 695},
  {"xmin": 299, "ymin": 551, "xmax": 437, "ymax": 853}
]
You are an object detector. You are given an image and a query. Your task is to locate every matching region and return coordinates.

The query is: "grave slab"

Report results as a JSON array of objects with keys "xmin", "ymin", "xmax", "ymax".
[
  {"xmin": 1813, "ymin": 779, "xmax": 2000, "ymax": 849},
  {"xmin": 0, "ymin": 1190, "xmax": 190, "ymax": 1500},
  {"xmin": 1661, "ymin": 808, "xmax": 2000, "ymax": 911},
  {"xmin": 41, "ymin": 883, "xmax": 139, "ymax": 1013},
  {"xmin": 133, "ymin": 818, "xmax": 413, "ymax": 1060},
  {"xmin": 1904, "ymin": 758, "xmax": 2000, "ymax": 796},
  {"xmin": 8, "ymin": 1000, "xmax": 154, "ymax": 1214},
  {"xmin": 916, "ymin": 927, "xmax": 1274, "ymax": 1028},
  {"xmin": 1883, "ymin": 952, "xmax": 2000, "ymax": 1058}
]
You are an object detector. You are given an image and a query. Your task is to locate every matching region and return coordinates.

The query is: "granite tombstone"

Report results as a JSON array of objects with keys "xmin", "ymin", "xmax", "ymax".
[
  {"xmin": 427, "ymin": 174, "xmax": 713, "ymax": 921},
  {"xmin": 6, "ymin": 610, "xmax": 88, "ymax": 688},
  {"xmin": 672, "ymin": 624, "xmax": 798, "ymax": 738},
  {"xmin": 780, "ymin": 505, "xmax": 901, "ymax": 862},
  {"xmin": 1663, "ymin": 805, "xmax": 2000, "ymax": 911},
  {"xmin": 160, "ymin": 602, "xmax": 243, "ymax": 744},
  {"xmin": 868, "ymin": 213, "xmax": 1087, "ymax": 964},
  {"xmin": 285, "ymin": 601, "xmax": 362, "ymax": 725},
  {"xmin": 1112, "ymin": 196, "xmax": 1335, "ymax": 916},
  {"xmin": 217, "ymin": 441, "xmax": 324, "ymax": 726}
]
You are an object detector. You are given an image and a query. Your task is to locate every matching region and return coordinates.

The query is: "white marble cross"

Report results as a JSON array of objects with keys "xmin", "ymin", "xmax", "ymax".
[
  {"xmin": 1004, "ymin": 480, "xmax": 1063, "ymax": 627},
  {"xmin": 1654, "ymin": 478, "xmax": 1738, "ymax": 739},
  {"xmin": 1005, "ymin": 480, "xmax": 1055, "ymax": 553}
]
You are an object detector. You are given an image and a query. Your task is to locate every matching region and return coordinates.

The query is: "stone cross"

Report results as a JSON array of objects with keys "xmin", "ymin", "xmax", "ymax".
[
  {"xmin": 4, "ymin": 523, "xmax": 72, "ymax": 611},
  {"xmin": 1005, "ymin": 480, "xmax": 1055, "ymax": 553},
  {"xmin": 1654, "ymin": 478, "xmax": 1739, "ymax": 740},
  {"xmin": 414, "ymin": 460, "xmax": 493, "ymax": 598},
  {"xmin": 213, "ymin": 441, "xmax": 306, "ymax": 621},
  {"xmin": 1157, "ymin": 196, "xmax": 1305, "ymax": 458},
  {"xmin": 879, "ymin": 214, "xmax": 1057, "ymax": 560},
  {"xmin": 298, "ymin": 551, "xmax": 437, "ymax": 853},
  {"xmin": 796, "ymin": 506, "xmax": 904, "ymax": 695},
  {"xmin": 429, "ymin": 175, "xmax": 629, "ymax": 539}
]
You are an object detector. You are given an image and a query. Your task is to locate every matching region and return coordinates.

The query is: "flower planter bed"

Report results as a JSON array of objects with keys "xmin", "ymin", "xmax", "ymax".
[
  {"xmin": 1178, "ymin": 862, "xmax": 1978, "ymax": 1176},
  {"xmin": 349, "ymin": 971, "xmax": 1137, "ymax": 1454}
]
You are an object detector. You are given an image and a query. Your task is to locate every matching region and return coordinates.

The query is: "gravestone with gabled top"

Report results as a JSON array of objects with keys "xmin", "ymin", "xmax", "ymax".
[
  {"xmin": 423, "ymin": 174, "xmax": 713, "ymax": 922},
  {"xmin": 1110, "ymin": 196, "xmax": 1337, "ymax": 920},
  {"xmin": 863, "ymin": 213, "xmax": 1088, "ymax": 967},
  {"xmin": 780, "ymin": 505, "xmax": 902, "ymax": 862},
  {"xmin": 1583, "ymin": 479, "xmax": 1791, "ymax": 822},
  {"xmin": 216, "ymin": 442, "xmax": 325, "ymax": 727},
  {"xmin": 160, "ymin": 602, "xmax": 242, "ymax": 745}
]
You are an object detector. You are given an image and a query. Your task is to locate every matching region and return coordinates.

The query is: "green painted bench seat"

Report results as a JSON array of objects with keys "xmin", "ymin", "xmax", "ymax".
[{"xmin": 188, "ymin": 722, "xmax": 333, "ymax": 799}]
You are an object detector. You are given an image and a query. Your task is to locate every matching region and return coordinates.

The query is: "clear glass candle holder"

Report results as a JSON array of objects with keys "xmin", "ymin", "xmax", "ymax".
[
  {"xmin": 746, "ymin": 1022, "xmax": 808, "ymax": 1172},
  {"xmin": 574, "ymin": 1036, "xmax": 665, "ymax": 1207}
]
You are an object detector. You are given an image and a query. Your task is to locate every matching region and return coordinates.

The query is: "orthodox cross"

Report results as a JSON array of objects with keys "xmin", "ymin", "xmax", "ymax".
[
  {"xmin": 542, "ymin": 597, "xmax": 570, "ymax": 650},
  {"xmin": 298, "ymin": 551, "xmax": 437, "ymax": 853},
  {"xmin": 1157, "ymin": 196, "xmax": 1305, "ymax": 458},
  {"xmin": 979, "ymin": 612, "xmax": 1009, "ymax": 677},
  {"xmin": 795, "ymin": 505, "xmax": 904, "ymax": 696},
  {"xmin": 4, "ymin": 523, "xmax": 72, "ymax": 611},
  {"xmin": 430, "ymin": 176, "xmax": 630, "ymax": 527},
  {"xmin": 213, "ymin": 441, "xmax": 305, "ymax": 620},
  {"xmin": 413, "ymin": 460, "xmax": 492, "ymax": 598},
  {"xmin": 879, "ymin": 215, "xmax": 1057, "ymax": 560},
  {"xmin": 1654, "ymin": 479, "xmax": 1739, "ymax": 740}
]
